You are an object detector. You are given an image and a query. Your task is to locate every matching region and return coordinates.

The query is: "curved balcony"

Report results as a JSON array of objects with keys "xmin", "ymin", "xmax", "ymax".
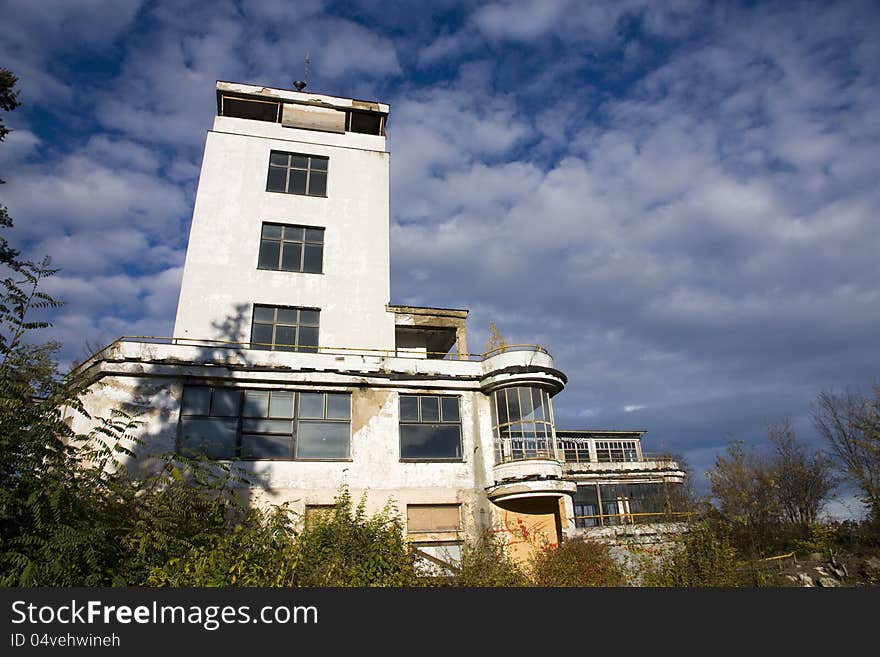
[{"xmin": 479, "ymin": 345, "xmax": 566, "ymax": 396}]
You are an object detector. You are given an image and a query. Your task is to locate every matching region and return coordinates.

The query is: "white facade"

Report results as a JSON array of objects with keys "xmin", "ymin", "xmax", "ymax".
[{"xmin": 72, "ymin": 81, "xmax": 685, "ymax": 565}]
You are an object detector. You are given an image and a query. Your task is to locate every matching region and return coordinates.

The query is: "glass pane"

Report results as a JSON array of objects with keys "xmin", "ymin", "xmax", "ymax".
[
  {"xmin": 291, "ymin": 155, "xmax": 309, "ymax": 169},
  {"xmin": 262, "ymin": 223, "xmax": 282, "ymax": 239},
  {"xmin": 253, "ymin": 305, "xmax": 275, "ymax": 322},
  {"xmin": 400, "ymin": 424, "xmax": 461, "ymax": 459},
  {"xmin": 269, "ymin": 152, "xmax": 288, "ymax": 166},
  {"xmin": 181, "ymin": 386, "xmax": 211, "ymax": 415},
  {"xmin": 258, "ymin": 240, "xmax": 280, "ymax": 269},
  {"xmin": 534, "ymin": 393, "xmax": 546, "ymax": 421},
  {"xmin": 299, "ymin": 309, "xmax": 319, "ymax": 326},
  {"xmin": 400, "ymin": 395, "xmax": 419, "ymax": 422},
  {"xmin": 276, "ymin": 307, "xmax": 298, "ymax": 324},
  {"xmin": 283, "ymin": 225, "xmax": 304, "ymax": 241},
  {"xmin": 495, "ymin": 390, "xmax": 508, "ymax": 426},
  {"xmin": 310, "ymin": 156, "xmax": 328, "ymax": 171},
  {"xmin": 298, "ymin": 326, "xmax": 319, "ymax": 352},
  {"xmin": 242, "ymin": 390, "xmax": 270, "ymax": 417},
  {"xmin": 250, "ymin": 323, "xmax": 273, "ymax": 350},
  {"xmin": 178, "ymin": 418, "xmax": 237, "ymax": 459},
  {"xmin": 266, "ymin": 166, "xmax": 287, "ymax": 192},
  {"xmin": 280, "ymin": 243, "xmax": 302, "ymax": 271},
  {"xmin": 241, "ymin": 418, "xmax": 293, "ymax": 434},
  {"xmin": 296, "ymin": 421, "xmax": 349, "ymax": 459},
  {"xmin": 440, "ymin": 396, "xmax": 460, "ymax": 423},
  {"xmin": 304, "ymin": 228, "xmax": 323, "ymax": 243},
  {"xmin": 299, "ymin": 393, "xmax": 325, "ymax": 419},
  {"xmin": 325, "ymin": 393, "xmax": 350, "ymax": 420},
  {"xmin": 269, "ymin": 391, "xmax": 295, "ymax": 418},
  {"xmin": 303, "ymin": 244, "xmax": 323, "ymax": 273},
  {"xmin": 275, "ymin": 326, "xmax": 297, "ymax": 350},
  {"xmin": 520, "ymin": 388, "xmax": 536, "ymax": 422},
  {"xmin": 505, "ymin": 388, "xmax": 521, "ymax": 423},
  {"xmin": 211, "ymin": 389, "xmax": 240, "ymax": 416},
  {"xmin": 308, "ymin": 171, "xmax": 327, "ymax": 196},
  {"xmin": 290, "ymin": 170, "xmax": 307, "ymax": 195},
  {"xmin": 420, "ymin": 396, "xmax": 440, "ymax": 422},
  {"xmin": 241, "ymin": 434, "xmax": 291, "ymax": 459}
]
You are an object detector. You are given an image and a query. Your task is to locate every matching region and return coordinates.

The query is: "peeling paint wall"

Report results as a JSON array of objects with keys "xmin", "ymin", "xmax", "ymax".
[
  {"xmin": 72, "ymin": 369, "xmax": 502, "ymax": 543},
  {"xmin": 173, "ymin": 118, "xmax": 396, "ymax": 352}
]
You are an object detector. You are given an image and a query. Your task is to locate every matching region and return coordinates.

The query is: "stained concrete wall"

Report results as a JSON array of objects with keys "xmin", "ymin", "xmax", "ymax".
[
  {"xmin": 68, "ymin": 367, "xmax": 503, "ymax": 541},
  {"xmin": 173, "ymin": 116, "xmax": 395, "ymax": 351}
]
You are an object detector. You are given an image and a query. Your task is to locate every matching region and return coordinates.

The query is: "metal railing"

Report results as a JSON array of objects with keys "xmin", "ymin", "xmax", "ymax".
[
  {"xmin": 574, "ymin": 511, "xmax": 694, "ymax": 528},
  {"xmin": 86, "ymin": 336, "xmax": 552, "ymax": 364},
  {"xmin": 495, "ymin": 437, "xmax": 559, "ymax": 463}
]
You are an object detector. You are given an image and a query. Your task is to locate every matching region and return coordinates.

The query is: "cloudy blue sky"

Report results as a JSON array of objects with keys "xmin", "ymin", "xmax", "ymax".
[{"xmin": 1, "ymin": 0, "xmax": 878, "ymax": 507}]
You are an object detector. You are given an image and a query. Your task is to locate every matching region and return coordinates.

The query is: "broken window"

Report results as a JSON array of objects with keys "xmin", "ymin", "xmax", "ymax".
[
  {"xmin": 220, "ymin": 95, "xmax": 281, "ymax": 123},
  {"xmin": 250, "ymin": 304, "xmax": 319, "ymax": 352},
  {"xmin": 490, "ymin": 386, "xmax": 556, "ymax": 463},
  {"xmin": 347, "ymin": 111, "xmax": 383, "ymax": 135},
  {"xmin": 266, "ymin": 151, "xmax": 328, "ymax": 197},
  {"xmin": 178, "ymin": 387, "xmax": 350, "ymax": 460},
  {"xmin": 399, "ymin": 394, "xmax": 462, "ymax": 460},
  {"xmin": 258, "ymin": 223, "xmax": 324, "ymax": 274}
]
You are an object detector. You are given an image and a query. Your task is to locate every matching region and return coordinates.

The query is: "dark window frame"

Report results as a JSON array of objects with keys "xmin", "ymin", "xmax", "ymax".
[
  {"xmin": 257, "ymin": 222, "xmax": 324, "ymax": 274},
  {"xmin": 398, "ymin": 394, "xmax": 463, "ymax": 462},
  {"xmin": 266, "ymin": 150, "xmax": 328, "ymax": 197},
  {"xmin": 177, "ymin": 386, "xmax": 351, "ymax": 461},
  {"xmin": 250, "ymin": 304, "xmax": 319, "ymax": 353}
]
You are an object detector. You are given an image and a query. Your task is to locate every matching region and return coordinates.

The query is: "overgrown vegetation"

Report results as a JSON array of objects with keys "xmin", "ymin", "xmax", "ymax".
[{"xmin": 1, "ymin": 69, "xmax": 878, "ymax": 588}]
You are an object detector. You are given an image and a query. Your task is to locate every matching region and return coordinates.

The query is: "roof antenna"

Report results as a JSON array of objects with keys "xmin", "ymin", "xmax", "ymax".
[{"xmin": 293, "ymin": 51, "xmax": 310, "ymax": 92}]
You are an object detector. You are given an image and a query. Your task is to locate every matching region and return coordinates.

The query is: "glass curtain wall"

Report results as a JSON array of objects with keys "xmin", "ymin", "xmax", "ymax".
[{"xmin": 490, "ymin": 386, "xmax": 557, "ymax": 463}]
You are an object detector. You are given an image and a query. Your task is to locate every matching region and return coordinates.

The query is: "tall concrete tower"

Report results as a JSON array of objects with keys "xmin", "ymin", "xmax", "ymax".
[{"xmin": 173, "ymin": 81, "xmax": 395, "ymax": 352}]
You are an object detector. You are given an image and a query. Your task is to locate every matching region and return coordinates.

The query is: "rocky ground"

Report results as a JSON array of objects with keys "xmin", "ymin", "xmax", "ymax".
[{"xmin": 765, "ymin": 551, "xmax": 880, "ymax": 587}]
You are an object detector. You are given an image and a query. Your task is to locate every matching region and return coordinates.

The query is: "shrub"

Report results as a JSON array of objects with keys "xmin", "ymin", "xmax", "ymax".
[
  {"xmin": 450, "ymin": 531, "xmax": 528, "ymax": 587},
  {"xmin": 291, "ymin": 488, "xmax": 419, "ymax": 587},
  {"xmin": 529, "ymin": 538, "xmax": 626, "ymax": 587}
]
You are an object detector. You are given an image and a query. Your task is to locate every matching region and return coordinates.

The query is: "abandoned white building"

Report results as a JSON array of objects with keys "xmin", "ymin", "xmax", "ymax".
[{"xmin": 71, "ymin": 80, "xmax": 686, "ymax": 567}]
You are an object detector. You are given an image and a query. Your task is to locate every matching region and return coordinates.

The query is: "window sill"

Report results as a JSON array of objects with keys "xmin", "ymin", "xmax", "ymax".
[
  {"xmin": 256, "ymin": 267, "xmax": 324, "ymax": 275},
  {"xmin": 399, "ymin": 459, "xmax": 465, "ymax": 464},
  {"xmin": 265, "ymin": 189, "xmax": 328, "ymax": 198}
]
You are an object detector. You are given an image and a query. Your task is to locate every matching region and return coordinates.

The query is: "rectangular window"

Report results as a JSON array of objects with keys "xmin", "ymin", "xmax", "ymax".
[
  {"xmin": 258, "ymin": 223, "xmax": 324, "ymax": 274},
  {"xmin": 250, "ymin": 304, "xmax": 319, "ymax": 352},
  {"xmin": 266, "ymin": 151, "xmax": 328, "ymax": 197},
  {"xmin": 595, "ymin": 440, "xmax": 639, "ymax": 463},
  {"xmin": 178, "ymin": 386, "xmax": 350, "ymax": 460},
  {"xmin": 399, "ymin": 394, "xmax": 462, "ymax": 460},
  {"xmin": 406, "ymin": 504, "xmax": 462, "ymax": 533}
]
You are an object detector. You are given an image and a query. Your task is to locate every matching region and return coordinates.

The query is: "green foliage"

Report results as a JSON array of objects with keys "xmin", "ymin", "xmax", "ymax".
[
  {"xmin": 641, "ymin": 522, "xmax": 743, "ymax": 587},
  {"xmin": 790, "ymin": 523, "xmax": 838, "ymax": 557},
  {"xmin": 450, "ymin": 531, "xmax": 528, "ymax": 587},
  {"xmin": 291, "ymin": 488, "xmax": 419, "ymax": 586},
  {"xmin": 529, "ymin": 538, "xmax": 626, "ymax": 587},
  {"xmin": 708, "ymin": 440, "xmax": 785, "ymax": 557},
  {"xmin": 148, "ymin": 505, "xmax": 299, "ymax": 587}
]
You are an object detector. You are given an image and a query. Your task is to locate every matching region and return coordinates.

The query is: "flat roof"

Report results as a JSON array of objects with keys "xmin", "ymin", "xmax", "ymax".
[
  {"xmin": 387, "ymin": 304, "xmax": 469, "ymax": 318},
  {"xmin": 216, "ymin": 80, "xmax": 389, "ymax": 114}
]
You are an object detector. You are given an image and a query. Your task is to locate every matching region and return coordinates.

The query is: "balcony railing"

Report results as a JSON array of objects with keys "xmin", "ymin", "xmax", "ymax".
[
  {"xmin": 574, "ymin": 510, "xmax": 693, "ymax": 528},
  {"xmin": 494, "ymin": 437, "xmax": 558, "ymax": 464},
  {"xmin": 85, "ymin": 336, "xmax": 551, "ymax": 364}
]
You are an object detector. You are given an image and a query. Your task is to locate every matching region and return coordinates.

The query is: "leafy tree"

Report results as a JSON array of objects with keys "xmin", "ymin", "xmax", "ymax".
[
  {"xmin": 768, "ymin": 419, "xmax": 835, "ymax": 527},
  {"xmin": 707, "ymin": 440, "xmax": 781, "ymax": 557},
  {"xmin": 485, "ymin": 321, "xmax": 508, "ymax": 354},
  {"xmin": 813, "ymin": 388, "xmax": 880, "ymax": 523}
]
